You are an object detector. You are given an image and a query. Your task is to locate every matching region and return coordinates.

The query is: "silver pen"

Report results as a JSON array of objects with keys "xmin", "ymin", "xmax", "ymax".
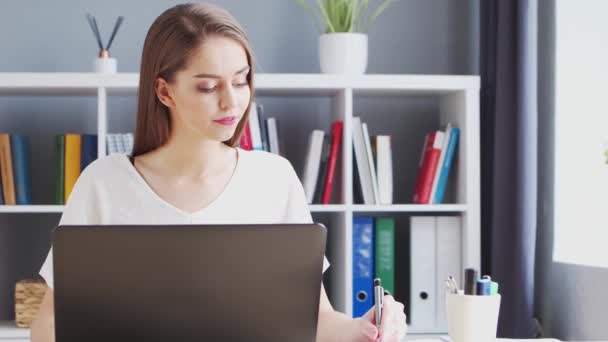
[{"xmin": 373, "ymin": 278, "xmax": 384, "ymax": 331}]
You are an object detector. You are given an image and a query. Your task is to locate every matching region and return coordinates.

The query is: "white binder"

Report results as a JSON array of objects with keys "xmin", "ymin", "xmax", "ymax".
[
  {"xmin": 436, "ymin": 216, "xmax": 462, "ymax": 331},
  {"xmin": 410, "ymin": 216, "xmax": 462, "ymax": 334},
  {"xmin": 409, "ymin": 216, "xmax": 437, "ymax": 332}
]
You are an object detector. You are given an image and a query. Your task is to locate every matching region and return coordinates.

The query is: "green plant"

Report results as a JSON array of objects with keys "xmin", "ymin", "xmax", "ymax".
[{"xmin": 295, "ymin": 0, "xmax": 396, "ymax": 34}]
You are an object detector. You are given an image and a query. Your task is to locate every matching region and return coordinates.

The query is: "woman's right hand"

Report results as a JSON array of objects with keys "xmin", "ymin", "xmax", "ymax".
[{"xmin": 30, "ymin": 286, "xmax": 55, "ymax": 342}]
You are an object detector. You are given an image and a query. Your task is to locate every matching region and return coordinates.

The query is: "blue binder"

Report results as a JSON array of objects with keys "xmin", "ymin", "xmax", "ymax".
[{"xmin": 353, "ymin": 216, "xmax": 374, "ymax": 317}]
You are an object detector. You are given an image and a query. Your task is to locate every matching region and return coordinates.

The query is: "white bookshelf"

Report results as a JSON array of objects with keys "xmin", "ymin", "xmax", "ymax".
[{"xmin": 0, "ymin": 72, "xmax": 480, "ymax": 339}]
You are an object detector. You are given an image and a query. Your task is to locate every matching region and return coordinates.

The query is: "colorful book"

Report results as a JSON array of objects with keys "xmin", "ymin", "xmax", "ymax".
[
  {"xmin": 10, "ymin": 134, "xmax": 32, "ymax": 205},
  {"xmin": 55, "ymin": 135, "xmax": 65, "ymax": 205},
  {"xmin": 0, "ymin": 133, "xmax": 16, "ymax": 205},
  {"xmin": 239, "ymin": 121, "xmax": 253, "ymax": 151},
  {"xmin": 64, "ymin": 134, "xmax": 81, "ymax": 203},
  {"xmin": 322, "ymin": 120, "xmax": 343, "ymax": 204},
  {"xmin": 413, "ymin": 131, "xmax": 444, "ymax": 204},
  {"xmin": 80, "ymin": 134, "xmax": 98, "ymax": 171},
  {"xmin": 434, "ymin": 127, "xmax": 460, "ymax": 204},
  {"xmin": 429, "ymin": 124, "xmax": 452, "ymax": 203}
]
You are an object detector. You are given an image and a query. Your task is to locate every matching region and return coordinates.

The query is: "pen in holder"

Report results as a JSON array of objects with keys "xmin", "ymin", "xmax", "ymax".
[{"xmin": 86, "ymin": 13, "xmax": 124, "ymax": 74}]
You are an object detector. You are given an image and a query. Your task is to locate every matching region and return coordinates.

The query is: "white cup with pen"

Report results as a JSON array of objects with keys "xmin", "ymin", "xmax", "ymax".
[{"xmin": 445, "ymin": 268, "xmax": 501, "ymax": 342}]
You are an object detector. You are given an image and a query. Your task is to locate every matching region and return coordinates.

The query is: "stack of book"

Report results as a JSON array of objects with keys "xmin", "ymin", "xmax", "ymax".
[
  {"xmin": 0, "ymin": 133, "xmax": 32, "ymax": 205},
  {"xmin": 301, "ymin": 121, "xmax": 343, "ymax": 204},
  {"xmin": 412, "ymin": 124, "xmax": 460, "ymax": 204},
  {"xmin": 353, "ymin": 117, "xmax": 393, "ymax": 205},
  {"xmin": 238, "ymin": 102, "xmax": 281, "ymax": 155}
]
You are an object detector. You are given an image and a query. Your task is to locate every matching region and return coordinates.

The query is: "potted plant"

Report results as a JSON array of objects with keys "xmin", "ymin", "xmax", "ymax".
[{"xmin": 296, "ymin": 0, "xmax": 395, "ymax": 74}]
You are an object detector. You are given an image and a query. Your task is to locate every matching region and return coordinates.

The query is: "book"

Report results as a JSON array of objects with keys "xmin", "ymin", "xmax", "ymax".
[
  {"xmin": 352, "ymin": 117, "xmax": 375, "ymax": 204},
  {"xmin": 81, "ymin": 134, "xmax": 98, "ymax": 171},
  {"xmin": 0, "ymin": 133, "xmax": 16, "ymax": 205},
  {"xmin": 266, "ymin": 117, "xmax": 280, "ymax": 155},
  {"xmin": 376, "ymin": 135, "xmax": 393, "ymax": 205},
  {"xmin": 413, "ymin": 131, "xmax": 444, "ymax": 204},
  {"xmin": 248, "ymin": 102, "xmax": 263, "ymax": 150},
  {"xmin": 10, "ymin": 134, "xmax": 32, "ymax": 205},
  {"xmin": 434, "ymin": 127, "xmax": 460, "ymax": 204},
  {"xmin": 239, "ymin": 121, "xmax": 253, "ymax": 151},
  {"xmin": 429, "ymin": 124, "xmax": 452, "ymax": 203},
  {"xmin": 322, "ymin": 120, "xmax": 343, "ymax": 204},
  {"xmin": 313, "ymin": 136, "xmax": 331, "ymax": 204},
  {"xmin": 64, "ymin": 134, "xmax": 81, "ymax": 203},
  {"xmin": 302, "ymin": 130, "xmax": 325, "ymax": 203},
  {"xmin": 257, "ymin": 104, "xmax": 269, "ymax": 152},
  {"xmin": 55, "ymin": 135, "xmax": 65, "ymax": 205},
  {"xmin": 362, "ymin": 123, "xmax": 380, "ymax": 204}
]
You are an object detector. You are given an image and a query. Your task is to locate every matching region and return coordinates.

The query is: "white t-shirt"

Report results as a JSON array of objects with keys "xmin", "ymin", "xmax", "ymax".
[{"xmin": 39, "ymin": 147, "xmax": 329, "ymax": 289}]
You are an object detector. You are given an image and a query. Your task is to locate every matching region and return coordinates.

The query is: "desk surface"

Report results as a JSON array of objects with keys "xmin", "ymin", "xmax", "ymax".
[{"xmin": 409, "ymin": 339, "xmax": 563, "ymax": 342}]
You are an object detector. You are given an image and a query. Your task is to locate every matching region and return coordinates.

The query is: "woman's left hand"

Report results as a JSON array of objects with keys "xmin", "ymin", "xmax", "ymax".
[{"xmin": 374, "ymin": 294, "xmax": 408, "ymax": 342}]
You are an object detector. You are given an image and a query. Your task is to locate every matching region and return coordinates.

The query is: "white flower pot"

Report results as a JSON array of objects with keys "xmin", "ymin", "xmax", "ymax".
[{"xmin": 319, "ymin": 33, "xmax": 368, "ymax": 74}]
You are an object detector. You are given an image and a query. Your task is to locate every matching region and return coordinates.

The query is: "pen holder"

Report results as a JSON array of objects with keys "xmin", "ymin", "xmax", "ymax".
[
  {"xmin": 94, "ymin": 51, "xmax": 117, "ymax": 73},
  {"xmin": 446, "ymin": 293, "xmax": 501, "ymax": 342}
]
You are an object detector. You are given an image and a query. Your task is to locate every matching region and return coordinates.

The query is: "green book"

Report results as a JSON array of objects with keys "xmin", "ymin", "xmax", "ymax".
[
  {"xmin": 375, "ymin": 217, "xmax": 395, "ymax": 296},
  {"xmin": 55, "ymin": 135, "xmax": 65, "ymax": 205}
]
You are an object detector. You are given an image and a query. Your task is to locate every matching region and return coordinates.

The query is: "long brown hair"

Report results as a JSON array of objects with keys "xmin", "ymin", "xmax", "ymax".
[{"xmin": 132, "ymin": 2, "xmax": 255, "ymax": 157}]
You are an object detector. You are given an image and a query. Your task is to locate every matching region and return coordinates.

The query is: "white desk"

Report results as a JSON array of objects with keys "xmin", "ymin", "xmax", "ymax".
[{"xmin": 408, "ymin": 339, "xmax": 563, "ymax": 342}]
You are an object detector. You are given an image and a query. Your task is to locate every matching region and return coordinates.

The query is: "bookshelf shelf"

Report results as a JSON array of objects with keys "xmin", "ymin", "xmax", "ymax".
[
  {"xmin": 0, "ymin": 205, "xmax": 64, "ymax": 213},
  {"xmin": 350, "ymin": 204, "xmax": 467, "ymax": 213},
  {"xmin": 0, "ymin": 321, "xmax": 29, "ymax": 340},
  {"xmin": 0, "ymin": 72, "xmax": 480, "ymax": 336}
]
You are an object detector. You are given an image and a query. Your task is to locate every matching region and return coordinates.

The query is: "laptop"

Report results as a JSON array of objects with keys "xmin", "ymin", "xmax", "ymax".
[{"xmin": 52, "ymin": 223, "xmax": 327, "ymax": 342}]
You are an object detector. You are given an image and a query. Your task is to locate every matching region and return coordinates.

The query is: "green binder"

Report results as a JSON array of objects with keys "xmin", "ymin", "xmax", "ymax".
[{"xmin": 375, "ymin": 217, "xmax": 395, "ymax": 296}]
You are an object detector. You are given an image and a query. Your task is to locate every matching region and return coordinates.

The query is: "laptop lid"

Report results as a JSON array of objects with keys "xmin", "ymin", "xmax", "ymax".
[{"xmin": 52, "ymin": 223, "xmax": 327, "ymax": 342}]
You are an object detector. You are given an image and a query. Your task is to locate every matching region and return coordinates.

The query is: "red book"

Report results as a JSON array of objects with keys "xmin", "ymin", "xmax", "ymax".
[
  {"xmin": 322, "ymin": 121, "xmax": 343, "ymax": 204},
  {"xmin": 414, "ymin": 131, "xmax": 444, "ymax": 204},
  {"xmin": 239, "ymin": 121, "xmax": 253, "ymax": 151},
  {"xmin": 413, "ymin": 133, "xmax": 432, "ymax": 203}
]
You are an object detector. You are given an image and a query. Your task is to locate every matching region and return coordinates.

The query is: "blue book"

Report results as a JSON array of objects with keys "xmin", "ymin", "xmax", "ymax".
[
  {"xmin": 353, "ymin": 216, "xmax": 375, "ymax": 318},
  {"xmin": 10, "ymin": 134, "xmax": 32, "ymax": 205},
  {"xmin": 434, "ymin": 127, "xmax": 460, "ymax": 203},
  {"xmin": 80, "ymin": 134, "xmax": 98, "ymax": 171}
]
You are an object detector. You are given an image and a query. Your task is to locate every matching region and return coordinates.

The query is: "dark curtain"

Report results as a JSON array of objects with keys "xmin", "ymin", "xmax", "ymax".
[{"xmin": 480, "ymin": 0, "xmax": 538, "ymax": 338}]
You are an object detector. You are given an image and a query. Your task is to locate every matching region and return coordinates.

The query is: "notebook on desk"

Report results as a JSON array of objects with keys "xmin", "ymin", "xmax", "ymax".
[{"xmin": 52, "ymin": 223, "xmax": 327, "ymax": 342}]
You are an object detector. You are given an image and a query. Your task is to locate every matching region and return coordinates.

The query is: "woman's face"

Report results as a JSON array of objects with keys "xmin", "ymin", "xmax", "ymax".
[{"xmin": 159, "ymin": 35, "xmax": 251, "ymax": 143}]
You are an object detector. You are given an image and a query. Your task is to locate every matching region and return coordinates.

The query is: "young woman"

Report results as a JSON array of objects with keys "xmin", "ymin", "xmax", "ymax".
[{"xmin": 31, "ymin": 3, "xmax": 407, "ymax": 341}]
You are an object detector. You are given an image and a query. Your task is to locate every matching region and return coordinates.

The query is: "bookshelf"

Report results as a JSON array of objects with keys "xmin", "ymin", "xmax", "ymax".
[{"xmin": 0, "ymin": 72, "xmax": 480, "ymax": 340}]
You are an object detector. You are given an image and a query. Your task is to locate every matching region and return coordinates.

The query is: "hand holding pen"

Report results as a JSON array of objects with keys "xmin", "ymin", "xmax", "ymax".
[{"xmin": 351, "ymin": 278, "xmax": 407, "ymax": 342}]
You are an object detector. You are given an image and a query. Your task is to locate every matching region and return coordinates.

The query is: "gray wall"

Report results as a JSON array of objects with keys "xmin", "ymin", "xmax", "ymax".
[
  {"xmin": 0, "ymin": 0, "xmax": 479, "ymax": 320},
  {"xmin": 535, "ymin": 1, "xmax": 608, "ymax": 340}
]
